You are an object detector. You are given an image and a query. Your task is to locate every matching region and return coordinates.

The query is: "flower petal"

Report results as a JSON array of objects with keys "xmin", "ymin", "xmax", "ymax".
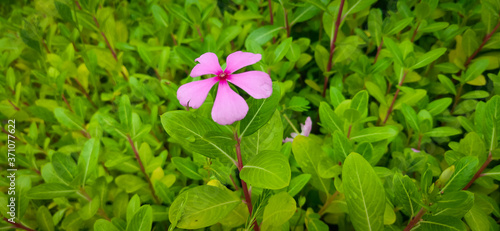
[
  {"xmin": 190, "ymin": 52, "xmax": 223, "ymax": 77},
  {"xmin": 228, "ymin": 71, "xmax": 272, "ymax": 99},
  {"xmin": 283, "ymin": 137, "xmax": 294, "ymax": 143},
  {"xmin": 177, "ymin": 78, "xmax": 218, "ymax": 108},
  {"xmin": 301, "ymin": 117, "xmax": 312, "ymax": 137},
  {"xmin": 211, "ymin": 80, "xmax": 249, "ymax": 125},
  {"xmin": 225, "ymin": 51, "xmax": 262, "ymax": 73}
]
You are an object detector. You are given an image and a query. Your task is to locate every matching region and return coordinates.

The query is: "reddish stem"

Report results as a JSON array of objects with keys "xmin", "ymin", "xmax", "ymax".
[
  {"xmin": 7, "ymin": 99, "xmax": 19, "ymax": 111},
  {"xmin": 284, "ymin": 7, "xmax": 290, "ymax": 37},
  {"xmin": 322, "ymin": 0, "xmax": 345, "ymax": 97},
  {"xmin": 463, "ymin": 18, "xmax": 500, "ymax": 68},
  {"xmin": 195, "ymin": 25, "xmax": 204, "ymax": 42},
  {"xmin": 347, "ymin": 124, "xmax": 352, "ymax": 139},
  {"xmin": 2, "ymin": 218, "xmax": 35, "ymax": 231},
  {"xmin": 373, "ymin": 38, "xmax": 384, "ymax": 64},
  {"xmin": 234, "ymin": 132, "xmax": 259, "ymax": 231},
  {"xmin": 268, "ymin": 0, "xmax": 274, "ymax": 25},
  {"xmin": 410, "ymin": 21, "xmax": 420, "ymax": 43},
  {"xmin": 463, "ymin": 152, "xmax": 493, "ymax": 190},
  {"xmin": 450, "ymin": 84, "xmax": 463, "ymax": 114},
  {"xmin": 229, "ymin": 174, "xmax": 239, "ymax": 191},
  {"xmin": 417, "ymin": 134, "xmax": 423, "ymax": 150},
  {"xmin": 62, "ymin": 93, "xmax": 74, "ymax": 113},
  {"xmin": 404, "ymin": 208, "xmax": 426, "ymax": 231},
  {"xmin": 383, "ymin": 71, "xmax": 408, "ymax": 124},
  {"xmin": 73, "ymin": 78, "xmax": 97, "ymax": 109},
  {"xmin": 42, "ymin": 39, "xmax": 50, "ymax": 53},
  {"xmin": 127, "ymin": 135, "xmax": 161, "ymax": 204}
]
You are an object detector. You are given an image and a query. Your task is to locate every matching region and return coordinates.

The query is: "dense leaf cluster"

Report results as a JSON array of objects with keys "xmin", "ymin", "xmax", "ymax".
[{"xmin": 0, "ymin": 0, "xmax": 499, "ymax": 230}]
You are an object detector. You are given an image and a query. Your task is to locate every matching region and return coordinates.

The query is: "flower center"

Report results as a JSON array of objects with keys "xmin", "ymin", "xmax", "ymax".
[{"xmin": 218, "ymin": 72, "xmax": 228, "ymax": 79}]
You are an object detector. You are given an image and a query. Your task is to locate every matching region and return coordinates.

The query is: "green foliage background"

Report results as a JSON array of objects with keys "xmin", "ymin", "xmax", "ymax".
[{"xmin": 1, "ymin": 0, "xmax": 500, "ymax": 230}]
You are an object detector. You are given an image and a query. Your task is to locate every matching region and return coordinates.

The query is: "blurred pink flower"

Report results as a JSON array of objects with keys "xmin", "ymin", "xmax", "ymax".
[
  {"xmin": 177, "ymin": 52, "xmax": 272, "ymax": 125},
  {"xmin": 284, "ymin": 117, "xmax": 312, "ymax": 143}
]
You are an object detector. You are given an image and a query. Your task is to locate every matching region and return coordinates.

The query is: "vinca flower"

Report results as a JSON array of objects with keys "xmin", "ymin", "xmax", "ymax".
[
  {"xmin": 177, "ymin": 51, "xmax": 272, "ymax": 125},
  {"xmin": 283, "ymin": 117, "xmax": 312, "ymax": 143}
]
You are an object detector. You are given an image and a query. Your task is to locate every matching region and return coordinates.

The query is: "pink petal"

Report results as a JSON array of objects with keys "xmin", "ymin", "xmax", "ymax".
[
  {"xmin": 190, "ymin": 53, "xmax": 223, "ymax": 77},
  {"xmin": 283, "ymin": 137, "xmax": 294, "ymax": 143},
  {"xmin": 225, "ymin": 51, "xmax": 262, "ymax": 74},
  {"xmin": 177, "ymin": 78, "xmax": 218, "ymax": 108},
  {"xmin": 211, "ymin": 80, "xmax": 249, "ymax": 125},
  {"xmin": 301, "ymin": 117, "xmax": 312, "ymax": 137},
  {"xmin": 227, "ymin": 71, "xmax": 272, "ymax": 99}
]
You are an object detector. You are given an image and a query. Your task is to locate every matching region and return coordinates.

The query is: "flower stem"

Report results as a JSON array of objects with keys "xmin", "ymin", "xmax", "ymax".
[
  {"xmin": 382, "ymin": 70, "xmax": 408, "ymax": 124},
  {"xmin": 283, "ymin": 113, "xmax": 301, "ymax": 134},
  {"xmin": 373, "ymin": 38, "xmax": 384, "ymax": 64},
  {"xmin": 410, "ymin": 21, "xmax": 421, "ymax": 43},
  {"xmin": 234, "ymin": 131, "xmax": 260, "ymax": 231},
  {"xmin": 463, "ymin": 151, "xmax": 493, "ymax": 190},
  {"xmin": 268, "ymin": 0, "xmax": 274, "ymax": 25},
  {"xmin": 2, "ymin": 218, "xmax": 35, "ymax": 231},
  {"xmin": 318, "ymin": 191, "xmax": 339, "ymax": 216},
  {"xmin": 322, "ymin": 0, "xmax": 345, "ymax": 98},
  {"xmin": 404, "ymin": 208, "xmax": 426, "ymax": 231},
  {"xmin": 127, "ymin": 134, "xmax": 161, "ymax": 204}
]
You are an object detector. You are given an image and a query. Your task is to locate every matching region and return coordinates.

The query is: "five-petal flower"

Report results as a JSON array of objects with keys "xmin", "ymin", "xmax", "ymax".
[{"xmin": 177, "ymin": 51, "xmax": 272, "ymax": 125}]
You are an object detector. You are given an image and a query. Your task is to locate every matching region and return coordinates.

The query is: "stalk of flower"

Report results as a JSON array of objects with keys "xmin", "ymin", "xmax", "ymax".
[
  {"xmin": 176, "ymin": 51, "xmax": 272, "ymax": 231},
  {"xmin": 283, "ymin": 117, "xmax": 312, "ymax": 143}
]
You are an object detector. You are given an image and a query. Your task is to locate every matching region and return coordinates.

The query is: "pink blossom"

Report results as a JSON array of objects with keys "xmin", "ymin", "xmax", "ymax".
[
  {"xmin": 177, "ymin": 52, "xmax": 272, "ymax": 125},
  {"xmin": 283, "ymin": 117, "xmax": 312, "ymax": 143}
]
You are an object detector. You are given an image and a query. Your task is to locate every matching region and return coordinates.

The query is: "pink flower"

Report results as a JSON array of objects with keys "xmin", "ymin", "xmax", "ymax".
[
  {"xmin": 283, "ymin": 117, "xmax": 312, "ymax": 143},
  {"xmin": 177, "ymin": 51, "xmax": 272, "ymax": 125}
]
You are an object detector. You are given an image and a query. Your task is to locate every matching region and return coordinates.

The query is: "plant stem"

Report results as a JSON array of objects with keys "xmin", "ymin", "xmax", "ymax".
[
  {"xmin": 373, "ymin": 38, "xmax": 384, "ymax": 64},
  {"xmin": 463, "ymin": 18, "xmax": 500, "ymax": 69},
  {"xmin": 268, "ymin": 0, "xmax": 274, "ymax": 25},
  {"xmin": 463, "ymin": 151, "xmax": 493, "ymax": 190},
  {"xmin": 2, "ymin": 218, "xmax": 35, "ymax": 231},
  {"xmin": 382, "ymin": 71, "xmax": 408, "ymax": 124},
  {"xmin": 126, "ymin": 134, "xmax": 161, "ymax": 204},
  {"xmin": 410, "ymin": 21, "xmax": 420, "ymax": 43},
  {"xmin": 284, "ymin": 7, "xmax": 290, "ymax": 37},
  {"xmin": 62, "ymin": 93, "xmax": 74, "ymax": 113},
  {"xmin": 450, "ymin": 83, "xmax": 464, "ymax": 114},
  {"xmin": 79, "ymin": 188, "xmax": 111, "ymax": 221},
  {"xmin": 404, "ymin": 208, "xmax": 426, "ymax": 231},
  {"xmin": 195, "ymin": 25, "xmax": 204, "ymax": 42},
  {"xmin": 318, "ymin": 191, "xmax": 339, "ymax": 216},
  {"xmin": 7, "ymin": 99, "xmax": 19, "ymax": 111},
  {"xmin": 283, "ymin": 113, "xmax": 301, "ymax": 134},
  {"xmin": 234, "ymin": 131, "xmax": 260, "ymax": 231},
  {"xmin": 322, "ymin": 0, "xmax": 345, "ymax": 98},
  {"xmin": 347, "ymin": 124, "xmax": 352, "ymax": 139}
]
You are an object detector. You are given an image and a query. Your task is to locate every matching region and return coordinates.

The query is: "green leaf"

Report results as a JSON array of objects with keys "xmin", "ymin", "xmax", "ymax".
[
  {"xmin": 119, "ymin": 95, "xmax": 132, "ymax": 130},
  {"xmin": 413, "ymin": 215, "xmax": 467, "ymax": 231},
  {"xmin": 54, "ymin": 107, "xmax": 85, "ymax": 131},
  {"xmin": 460, "ymin": 90, "xmax": 490, "ymax": 99},
  {"xmin": 319, "ymin": 102, "xmax": 343, "ymax": 133},
  {"xmin": 166, "ymin": 4, "xmax": 192, "ymax": 24},
  {"xmin": 55, "ymin": 1, "xmax": 73, "ymax": 22},
  {"xmin": 393, "ymin": 173, "xmax": 421, "ymax": 217},
  {"xmin": 161, "ymin": 111, "xmax": 236, "ymax": 163},
  {"xmin": 330, "ymin": 87, "xmax": 346, "ymax": 108},
  {"xmin": 216, "ymin": 25, "xmax": 242, "ymax": 50},
  {"xmin": 37, "ymin": 206, "xmax": 55, "ymax": 231},
  {"xmin": 241, "ymin": 110, "xmax": 283, "ymax": 161},
  {"xmin": 438, "ymin": 75, "xmax": 457, "ymax": 95},
  {"xmin": 127, "ymin": 205, "xmax": 153, "ymax": 231},
  {"xmin": 484, "ymin": 165, "xmax": 500, "ymax": 180},
  {"xmin": 384, "ymin": 37, "xmax": 404, "ymax": 66},
  {"xmin": 240, "ymin": 150, "xmax": 291, "ymax": 189},
  {"xmin": 291, "ymin": 5, "xmax": 320, "ymax": 25},
  {"xmin": 52, "ymin": 152, "xmax": 77, "ymax": 184},
  {"xmin": 239, "ymin": 83, "xmax": 280, "ymax": 137},
  {"xmin": 425, "ymin": 127, "xmax": 462, "ymax": 137},
  {"xmin": 151, "ymin": 4, "xmax": 169, "ymax": 27},
  {"xmin": 261, "ymin": 192, "xmax": 296, "ymax": 230},
  {"xmin": 344, "ymin": 0, "xmax": 377, "ymax": 17},
  {"xmin": 287, "ymin": 96, "xmax": 310, "ymax": 112},
  {"xmin": 350, "ymin": 126, "xmax": 398, "ymax": 143},
  {"xmin": 76, "ymin": 138, "xmax": 100, "ymax": 186},
  {"xmin": 274, "ymin": 37, "xmax": 293, "ymax": 63},
  {"xmin": 462, "ymin": 29, "xmax": 480, "ymax": 57},
  {"xmin": 411, "ymin": 48, "xmax": 447, "ymax": 69},
  {"xmin": 343, "ymin": 153, "xmax": 385, "ymax": 231},
  {"xmin": 401, "ymin": 104, "xmax": 420, "ymax": 132},
  {"xmin": 287, "ymin": 174, "xmax": 311, "ymax": 197},
  {"xmin": 172, "ymin": 157, "xmax": 203, "ymax": 180},
  {"xmin": 116, "ymin": 175, "xmax": 147, "ymax": 193},
  {"xmin": 292, "ymin": 136, "xmax": 331, "ymax": 193},
  {"xmin": 463, "ymin": 59, "xmax": 489, "ymax": 82},
  {"xmin": 365, "ymin": 81, "xmax": 386, "ymax": 105},
  {"xmin": 27, "ymin": 183, "xmax": 76, "ymax": 199},
  {"xmin": 385, "ymin": 17, "xmax": 413, "ymax": 35},
  {"xmin": 441, "ymin": 156, "xmax": 479, "ymax": 193},
  {"xmin": 420, "ymin": 22, "xmax": 449, "ymax": 33},
  {"xmin": 464, "ymin": 204, "xmax": 490, "ymax": 231},
  {"xmin": 426, "ymin": 98, "xmax": 453, "ymax": 116},
  {"xmin": 245, "ymin": 25, "xmax": 282, "ymax": 48},
  {"xmin": 127, "ymin": 194, "xmax": 141, "ymax": 224},
  {"xmin": 79, "ymin": 195, "xmax": 100, "ymax": 220},
  {"xmin": 433, "ymin": 191, "xmax": 474, "ymax": 218},
  {"xmin": 332, "ymin": 131, "xmax": 352, "ymax": 163},
  {"xmin": 95, "ymin": 219, "xmax": 120, "ymax": 231},
  {"xmin": 169, "ymin": 185, "xmax": 240, "ymax": 229},
  {"xmin": 350, "ymin": 90, "xmax": 369, "ymax": 118}
]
